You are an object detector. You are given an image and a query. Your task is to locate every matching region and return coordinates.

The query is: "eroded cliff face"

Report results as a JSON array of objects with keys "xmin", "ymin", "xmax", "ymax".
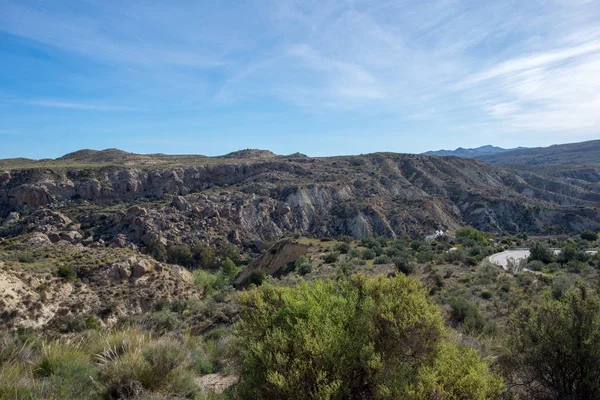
[{"xmin": 1, "ymin": 153, "xmax": 599, "ymax": 247}]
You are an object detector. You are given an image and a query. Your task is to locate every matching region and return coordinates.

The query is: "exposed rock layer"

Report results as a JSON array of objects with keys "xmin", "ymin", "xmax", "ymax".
[{"xmin": 1, "ymin": 153, "xmax": 600, "ymax": 246}]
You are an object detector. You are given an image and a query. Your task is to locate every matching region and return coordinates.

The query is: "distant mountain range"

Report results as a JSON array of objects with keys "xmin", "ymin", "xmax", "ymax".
[
  {"xmin": 476, "ymin": 139, "xmax": 600, "ymax": 167},
  {"xmin": 422, "ymin": 145, "xmax": 522, "ymax": 158},
  {"xmin": 423, "ymin": 139, "xmax": 600, "ymax": 183}
]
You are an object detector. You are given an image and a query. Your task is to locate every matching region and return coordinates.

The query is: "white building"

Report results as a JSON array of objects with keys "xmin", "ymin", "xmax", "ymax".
[{"xmin": 425, "ymin": 230, "xmax": 445, "ymax": 241}]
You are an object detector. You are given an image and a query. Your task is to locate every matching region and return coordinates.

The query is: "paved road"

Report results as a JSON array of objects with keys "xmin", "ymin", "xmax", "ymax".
[
  {"xmin": 489, "ymin": 250, "xmax": 530, "ymax": 269},
  {"xmin": 489, "ymin": 249, "xmax": 598, "ymax": 270}
]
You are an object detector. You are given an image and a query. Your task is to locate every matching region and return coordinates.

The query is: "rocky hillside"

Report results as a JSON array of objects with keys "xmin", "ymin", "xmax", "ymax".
[
  {"xmin": 1, "ymin": 150, "xmax": 600, "ymax": 252},
  {"xmin": 0, "ymin": 230, "xmax": 201, "ymax": 330}
]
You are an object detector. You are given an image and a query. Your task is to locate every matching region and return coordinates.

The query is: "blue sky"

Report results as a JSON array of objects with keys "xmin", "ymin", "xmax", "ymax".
[{"xmin": 0, "ymin": 0, "xmax": 599, "ymax": 158}]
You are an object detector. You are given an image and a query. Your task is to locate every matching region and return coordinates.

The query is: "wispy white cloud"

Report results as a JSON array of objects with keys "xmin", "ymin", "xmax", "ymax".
[
  {"xmin": 1, "ymin": 0, "xmax": 600, "ymax": 143},
  {"xmin": 3, "ymin": 99, "xmax": 138, "ymax": 111}
]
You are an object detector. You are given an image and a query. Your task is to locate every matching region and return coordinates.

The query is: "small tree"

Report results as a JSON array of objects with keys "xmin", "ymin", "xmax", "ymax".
[
  {"xmin": 295, "ymin": 256, "xmax": 312, "ymax": 275},
  {"xmin": 167, "ymin": 244, "xmax": 193, "ymax": 268},
  {"xmin": 529, "ymin": 241, "xmax": 554, "ymax": 264},
  {"xmin": 508, "ymin": 285, "xmax": 600, "ymax": 399},
  {"xmin": 192, "ymin": 241, "xmax": 215, "ymax": 269},
  {"xmin": 57, "ymin": 265, "xmax": 77, "ymax": 281},
  {"xmin": 581, "ymin": 231, "xmax": 598, "ymax": 242},
  {"xmin": 219, "ymin": 257, "xmax": 238, "ymax": 283},
  {"xmin": 150, "ymin": 242, "xmax": 167, "ymax": 262}
]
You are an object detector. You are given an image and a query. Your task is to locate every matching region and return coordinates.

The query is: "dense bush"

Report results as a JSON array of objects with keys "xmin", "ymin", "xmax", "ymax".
[
  {"xmin": 295, "ymin": 256, "xmax": 312, "ymax": 276},
  {"xmin": 581, "ymin": 230, "xmax": 598, "ymax": 241},
  {"xmin": 192, "ymin": 240, "xmax": 216, "ymax": 269},
  {"xmin": 149, "ymin": 241, "xmax": 167, "ymax": 262},
  {"xmin": 557, "ymin": 244, "xmax": 589, "ymax": 264},
  {"xmin": 219, "ymin": 257, "xmax": 238, "ymax": 283},
  {"xmin": 444, "ymin": 249, "xmax": 466, "ymax": 264},
  {"xmin": 509, "ymin": 285, "xmax": 600, "ymax": 399},
  {"xmin": 324, "ymin": 252, "xmax": 340, "ymax": 264},
  {"xmin": 374, "ymin": 255, "xmax": 391, "ymax": 264},
  {"xmin": 413, "ymin": 342, "xmax": 503, "ymax": 400},
  {"xmin": 57, "ymin": 265, "xmax": 77, "ymax": 281},
  {"xmin": 167, "ymin": 243, "xmax": 193, "ymax": 268},
  {"xmin": 335, "ymin": 242, "xmax": 351, "ymax": 254},
  {"xmin": 394, "ymin": 255, "xmax": 415, "ymax": 275},
  {"xmin": 529, "ymin": 241, "xmax": 554, "ymax": 264},
  {"xmin": 233, "ymin": 275, "xmax": 503, "ymax": 399},
  {"xmin": 455, "ymin": 226, "xmax": 488, "ymax": 246},
  {"xmin": 361, "ymin": 248, "xmax": 376, "ymax": 260},
  {"xmin": 449, "ymin": 297, "xmax": 486, "ymax": 334}
]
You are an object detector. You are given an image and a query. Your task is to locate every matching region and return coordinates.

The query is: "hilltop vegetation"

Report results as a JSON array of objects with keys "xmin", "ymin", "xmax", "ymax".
[{"xmin": 1, "ymin": 223, "xmax": 600, "ymax": 398}]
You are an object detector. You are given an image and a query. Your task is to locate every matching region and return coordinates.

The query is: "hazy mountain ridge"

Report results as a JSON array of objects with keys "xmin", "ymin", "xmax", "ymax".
[
  {"xmin": 477, "ymin": 139, "xmax": 600, "ymax": 166},
  {"xmin": 423, "ymin": 145, "xmax": 520, "ymax": 158}
]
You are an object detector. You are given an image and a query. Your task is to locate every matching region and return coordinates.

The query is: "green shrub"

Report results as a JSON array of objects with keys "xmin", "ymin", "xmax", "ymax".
[
  {"xmin": 98, "ymin": 337, "xmax": 197, "ymax": 399},
  {"xmin": 167, "ymin": 243, "xmax": 193, "ymax": 267},
  {"xmin": 335, "ymin": 242, "xmax": 351, "ymax": 254},
  {"xmin": 193, "ymin": 241, "xmax": 216, "ymax": 268},
  {"xmin": 323, "ymin": 252, "xmax": 339, "ymax": 264},
  {"xmin": 246, "ymin": 271, "xmax": 266, "ymax": 286},
  {"xmin": 62, "ymin": 315, "xmax": 99, "ymax": 333},
  {"xmin": 529, "ymin": 241, "xmax": 554, "ymax": 264},
  {"xmin": 558, "ymin": 245, "xmax": 589, "ymax": 264},
  {"xmin": 216, "ymin": 243, "xmax": 242, "ymax": 265},
  {"xmin": 218, "ymin": 257, "xmax": 238, "ymax": 283},
  {"xmin": 551, "ymin": 275, "xmax": 571, "ymax": 300},
  {"xmin": 141, "ymin": 340, "xmax": 188, "ymax": 390},
  {"xmin": 141, "ymin": 311, "xmax": 181, "ymax": 333},
  {"xmin": 412, "ymin": 342, "xmax": 503, "ymax": 400},
  {"xmin": 167, "ymin": 370, "xmax": 200, "ymax": 398},
  {"xmin": 581, "ymin": 230, "xmax": 598, "ymax": 241},
  {"xmin": 509, "ymin": 285, "xmax": 600, "ymax": 399},
  {"xmin": 192, "ymin": 352, "xmax": 214, "ymax": 374},
  {"xmin": 57, "ymin": 265, "xmax": 77, "ymax": 281},
  {"xmin": 98, "ymin": 350, "xmax": 147, "ymax": 399},
  {"xmin": 480, "ymin": 290, "xmax": 493, "ymax": 300},
  {"xmin": 456, "ymin": 226, "xmax": 488, "ymax": 246},
  {"xmin": 294, "ymin": 256, "xmax": 312, "ymax": 276},
  {"xmin": 233, "ymin": 275, "xmax": 502, "ymax": 399},
  {"xmin": 449, "ymin": 297, "xmax": 486, "ymax": 334},
  {"xmin": 18, "ymin": 252, "xmax": 35, "ymax": 263},
  {"xmin": 528, "ymin": 260, "xmax": 545, "ymax": 272},
  {"xmin": 394, "ymin": 256, "xmax": 415, "ymax": 275},
  {"xmin": 374, "ymin": 255, "xmax": 391, "ymax": 264},
  {"xmin": 361, "ymin": 248, "xmax": 376, "ymax": 260},
  {"xmin": 150, "ymin": 242, "xmax": 167, "ymax": 262},
  {"xmin": 445, "ymin": 249, "xmax": 466, "ymax": 264}
]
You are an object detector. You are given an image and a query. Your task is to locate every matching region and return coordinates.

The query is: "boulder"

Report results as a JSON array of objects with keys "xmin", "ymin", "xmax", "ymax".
[
  {"xmin": 228, "ymin": 230, "xmax": 241, "ymax": 245},
  {"xmin": 171, "ymin": 196, "xmax": 191, "ymax": 212},
  {"xmin": 113, "ymin": 262, "xmax": 131, "ymax": 280},
  {"xmin": 131, "ymin": 259, "xmax": 154, "ymax": 278},
  {"xmin": 59, "ymin": 231, "xmax": 83, "ymax": 243},
  {"xmin": 110, "ymin": 234, "xmax": 130, "ymax": 248},
  {"xmin": 1, "ymin": 212, "xmax": 20, "ymax": 226},
  {"xmin": 25, "ymin": 232, "xmax": 51, "ymax": 246}
]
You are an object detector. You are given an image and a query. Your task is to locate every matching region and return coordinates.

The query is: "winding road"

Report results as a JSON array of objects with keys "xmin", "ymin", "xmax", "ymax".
[{"xmin": 488, "ymin": 249, "xmax": 598, "ymax": 270}]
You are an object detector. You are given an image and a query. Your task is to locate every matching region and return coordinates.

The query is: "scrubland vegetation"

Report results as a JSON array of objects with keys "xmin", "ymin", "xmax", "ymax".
[{"xmin": 1, "ymin": 227, "xmax": 600, "ymax": 399}]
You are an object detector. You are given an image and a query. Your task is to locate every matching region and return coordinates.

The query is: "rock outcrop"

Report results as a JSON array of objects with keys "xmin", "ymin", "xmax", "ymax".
[{"xmin": 1, "ymin": 153, "xmax": 600, "ymax": 246}]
